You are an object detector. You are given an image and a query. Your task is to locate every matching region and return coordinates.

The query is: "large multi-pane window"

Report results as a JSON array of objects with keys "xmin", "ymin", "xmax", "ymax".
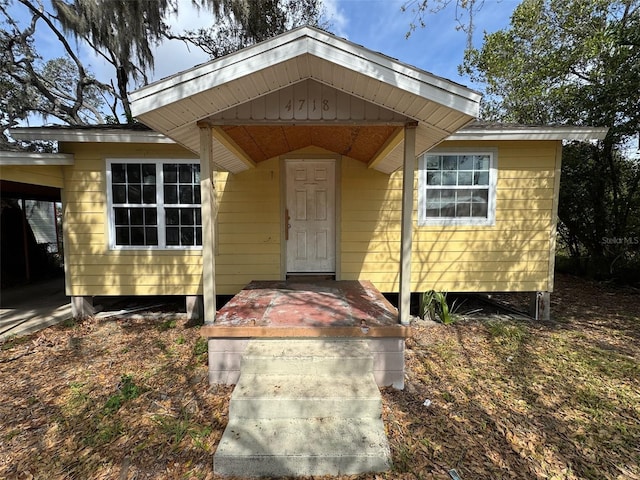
[
  {"xmin": 418, "ymin": 151, "xmax": 497, "ymax": 226},
  {"xmin": 107, "ymin": 160, "xmax": 202, "ymax": 248}
]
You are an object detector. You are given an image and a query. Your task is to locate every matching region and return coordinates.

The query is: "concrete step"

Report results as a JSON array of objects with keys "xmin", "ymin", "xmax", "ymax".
[
  {"xmin": 229, "ymin": 373, "xmax": 382, "ymax": 419},
  {"xmin": 241, "ymin": 339, "xmax": 373, "ymax": 375},
  {"xmin": 214, "ymin": 417, "xmax": 391, "ymax": 477}
]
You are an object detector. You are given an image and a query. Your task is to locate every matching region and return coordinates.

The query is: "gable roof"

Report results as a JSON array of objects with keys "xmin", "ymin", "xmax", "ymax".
[{"xmin": 129, "ymin": 26, "xmax": 482, "ymax": 173}]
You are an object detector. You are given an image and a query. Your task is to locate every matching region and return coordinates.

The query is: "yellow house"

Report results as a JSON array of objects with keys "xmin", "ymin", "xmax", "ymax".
[{"xmin": 2, "ymin": 27, "xmax": 606, "ymax": 330}]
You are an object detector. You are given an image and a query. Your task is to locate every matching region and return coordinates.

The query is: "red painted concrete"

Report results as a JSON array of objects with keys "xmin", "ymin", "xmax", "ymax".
[{"xmin": 216, "ymin": 280, "xmax": 398, "ymax": 327}]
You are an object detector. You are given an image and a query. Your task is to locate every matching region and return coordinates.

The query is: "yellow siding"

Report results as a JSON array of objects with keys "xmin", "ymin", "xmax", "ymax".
[
  {"xmin": 59, "ymin": 138, "xmax": 559, "ymax": 298},
  {"xmin": 59, "ymin": 142, "xmax": 204, "ymax": 296},
  {"xmin": 0, "ymin": 164, "xmax": 64, "ymax": 188},
  {"xmin": 214, "ymin": 157, "xmax": 281, "ymax": 294},
  {"xmin": 340, "ymin": 140, "xmax": 560, "ymax": 292}
]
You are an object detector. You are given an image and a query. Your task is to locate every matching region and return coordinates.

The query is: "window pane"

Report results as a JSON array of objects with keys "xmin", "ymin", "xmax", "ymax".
[
  {"xmin": 458, "ymin": 171, "xmax": 473, "ymax": 185},
  {"xmin": 456, "ymin": 189, "xmax": 473, "ymax": 203},
  {"xmin": 196, "ymin": 227, "xmax": 202, "ymax": 245},
  {"xmin": 474, "ymin": 172, "xmax": 489, "ymax": 185},
  {"xmin": 128, "ymin": 185, "xmax": 141, "ymax": 203},
  {"xmin": 194, "ymin": 185, "xmax": 201, "ymax": 204},
  {"xmin": 459, "ymin": 156, "xmax": 474, "ymax": 170},
  {"xmin": 427, "ymin": 172, "xmax": 441, "ymax": 185},
  {"xmin": 426, "ymin": 189, "xmax": 442, "ymax": 202},
  {"xmin": 166, "ymin": 208, "xmax": 179, "ymax": 225},
  {"xmin": 142, "ymin": 164, "xmax": 156, "ymax": 184},
  {"xmin": 146, "ymin": 227, "xmax": 158, "ymax": 245},
  {"xmin": 166, "ymin": 227, "xmax": 179, "ymax": 245},
  {"xmin": 472, "ymin": 202, "xmax": 488, "ymax": 218},
  {"xmin": 115, "ymin": 227, "xmax": 129, "ymax": 245},
  {"xmin": 425, "ymin": 156, "xmax": 440, "ymax": 170},
  {"xmin": 164, "ymin": 185, "xmax": 178, "ymax": 204},
  {"xmin": 195, "ymin": 209, "xmax": 202, "ymax": 225},
  {"xmin": 179, "ymin": 164, "xmax": 193, "ymax": 183},
  {"xmin": 194, "ymin": 168, "xmax": 200, "ymax": 183},
  {"xmin": 143, "ymin": 185, "xmax": 156, "ymax": 204},
  {"xmin": 113, "ymin": 185, "xmax": 127, "ymax": 204},
  {"xmin": 441, "ymin": 204, "xmax": 456, "ymax": 217},
  {"xmin": 181, "ymin": 208, "xmax": 194, "ymax": 225},
  {"xmin": 144, "ymin": 208, "xmax": 157, "ymax": 225},
  {"xmin": 442, "ymin": 156, "xmax": 457, "ymax": 170},
  {"xmin": 442, "ymin": 172, "xmax": 457, "ymax": 185},
  {"xmin": 426, "ymin": 207, "xmax": 441, "ymax": 217},
  {"xmin": 127, "ymin": 164, "xmax": 141, "ymax": 183},
  {"xmin": 475, "ymin": 155, "xmax": 490, "ymax": 170},
  {"xmin": 163, "ymin": 164, "xmax": 178, "ymax": 183},
  {"xmin": 114, "ymin": 208, "xmax": 129, "ymax": 225},
  {"xmin": 130, "ymin": 227, "xmax": 145, "ymax": 245},
  {"xmin": 441, "ymin": 190, "xmax": 455, "ymax": 201},
  {"xmin": 112, "ymin": 164, "xmax": 126, "ymax": 183},
  {"xmin": 181, "ymin": 227, "xmax": 194, "ymax": 246},
  {"xmin": 179, "ymin": 185, "xmax": 193, "ymax": 204},
  {"xmin": 475, "ymin": 190, "xmax": 489, "ymax": 204},
  {"xmin": 456, "ymin": 203, "xmax": 471, "ymax": 216},
  {"xmin": 130, "ymin": 208, "xmax": 144, "ymax": 225}
]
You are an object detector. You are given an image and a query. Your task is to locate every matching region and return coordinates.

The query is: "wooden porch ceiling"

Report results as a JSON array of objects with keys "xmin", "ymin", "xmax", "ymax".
[{"xmin": 219, "ymin": 124, "xmax": 401, "ymax": 164}]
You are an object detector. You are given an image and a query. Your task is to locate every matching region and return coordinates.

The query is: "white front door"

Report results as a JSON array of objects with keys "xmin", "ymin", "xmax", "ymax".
[{"xmin": 285, "ymin": 159, "xmax": 336, "ymax": 274}]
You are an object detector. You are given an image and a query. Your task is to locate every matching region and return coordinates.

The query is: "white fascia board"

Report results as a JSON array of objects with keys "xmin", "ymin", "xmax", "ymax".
[
  {"xmin": 0, "ymin": 151, "xmax": 74, "ymax": 165},
  {"xmin": 303, "ymin": 29, "xmax": 481, "ymax": 107},
  {"xmin": 130, "ymin": 26, "xmax": 480, "ymax": 119},
  {"xmin": 447, "ymin": 127, "xmax": 609, "ymax": 141},
  {"xmin": 10, "ymin": 128, "xmax": 175, "ymax": 144},
  {"xmin": 130, "ymin": 40, "xmax": 311, "ymax": 116}
]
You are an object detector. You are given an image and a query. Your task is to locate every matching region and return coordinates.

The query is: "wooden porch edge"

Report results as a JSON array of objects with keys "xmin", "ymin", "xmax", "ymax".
[{"xmin": 200, "ymin": 325, "xmax": 412, "ymax": 338}]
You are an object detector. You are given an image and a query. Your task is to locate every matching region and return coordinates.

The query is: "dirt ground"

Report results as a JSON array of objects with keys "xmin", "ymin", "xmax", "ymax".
[{"xmin": 0, "ymin": 273, "xmax": 638, "ymax": 479}]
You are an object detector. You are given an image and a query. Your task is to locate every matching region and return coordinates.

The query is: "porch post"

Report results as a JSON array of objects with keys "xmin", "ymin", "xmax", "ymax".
[
  {"xmin": 199, "ymin": 126, "xmax": 217, "ymax": 324},
  {"xmin": 399, "ymin": 124, "xmax": 416, "ymax": 325}
]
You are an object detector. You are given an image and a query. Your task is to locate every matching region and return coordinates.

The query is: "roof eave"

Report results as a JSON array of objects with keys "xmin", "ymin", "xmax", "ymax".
[
  {"xmin": 0, "ymin": 151, "xmax": 75, "ymax": 165},
  {"xmin": 447, "ymin": 126, "xmax": 609, "ymax": 141},
  {"xmin": 10, "ymin": 127, "xmax": 175, "ymax": 144}
]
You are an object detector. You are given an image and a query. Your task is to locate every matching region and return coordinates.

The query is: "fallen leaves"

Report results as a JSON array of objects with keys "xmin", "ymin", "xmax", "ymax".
[{"xmin": 0, "ymin": 274, "xmax": 638, "ymax": 479}]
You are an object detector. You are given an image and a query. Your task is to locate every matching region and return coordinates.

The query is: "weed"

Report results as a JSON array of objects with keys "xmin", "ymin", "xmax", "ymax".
[
  {"xmin": 86, "ymin": 419, "xmax": 123, "ymax": 446},
  {"xmin": 158, "ymin": 318, "xmax": 177, "ymax": 331},
  {"xmin": 102, "ymin": 374, "xmax": 141, "ymax": 415},
  {"xmin": 152, "ymin": 408, "xmax": 212, "ymax": 450},
  {"xmin": 3, "ymin": 429, "xmax": 20, "ymax": 441},
  {"xmin": 442, "ymin": 391, "xmax": 455, "ymax": 403},
  {"xmin": 486, "ymin": 320, "xmax": 528, "ymax": 346},
  {"xmin": 67, "ymin": 382, "xmax": 90, "ymax": 411},
  {"xmin": 175, "ymin": 335, "xmax": 186, "ymax": 345},
  {"xmin": 61, "ymin": 317, "xmax": 78, "ymax": 328},
  {"xmin": 193, "ymin": 337, "xmax": 208, "ymax": 357},
  {"xmin": 0, "ymin": 335, "xmax": 29, "ymax": 350},
  {"xmin": 420, "ymin": 290, "xmax": 463, "ymax": 324}
]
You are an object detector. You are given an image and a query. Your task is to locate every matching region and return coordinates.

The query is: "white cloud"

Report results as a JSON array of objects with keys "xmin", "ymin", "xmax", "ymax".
[{"xmin": 322, "ymin": 0, "xmax": 349, "ymax": 37}]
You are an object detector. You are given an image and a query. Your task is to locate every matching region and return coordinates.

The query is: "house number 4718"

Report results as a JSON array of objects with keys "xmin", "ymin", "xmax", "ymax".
[{"xmin": 284, "ymin": 98, "xmax": 330, "ymax": 111}]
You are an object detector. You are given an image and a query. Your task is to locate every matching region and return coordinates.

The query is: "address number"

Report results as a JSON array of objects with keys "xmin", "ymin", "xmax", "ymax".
[{"xmin": 284, "ymin": 98, "xmax": 330, "ymax": 112}]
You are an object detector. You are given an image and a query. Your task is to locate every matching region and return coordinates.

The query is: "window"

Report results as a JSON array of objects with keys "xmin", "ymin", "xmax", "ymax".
[
  {"xmin": 107, "ymin": 160, "xmax": 202, "ymax": 249},
  {"xmin": 418, "ymin": 150, "xmax": 497, "ymax": 226}
]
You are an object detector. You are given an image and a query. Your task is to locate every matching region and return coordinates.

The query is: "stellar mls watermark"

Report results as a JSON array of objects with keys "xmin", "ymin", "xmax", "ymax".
[{"xmin": 601, "ymin": 236, "xmax": 639, "ymax": 245}]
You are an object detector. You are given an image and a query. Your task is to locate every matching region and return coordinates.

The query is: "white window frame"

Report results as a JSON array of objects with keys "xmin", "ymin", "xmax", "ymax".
[
  {"xmin": 418, "ymin": 148, "xmax": 498, "ymax": 227},
  {"xmin": 106, "ymin": 158, "xmax": 202, "ymax": 250}
]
